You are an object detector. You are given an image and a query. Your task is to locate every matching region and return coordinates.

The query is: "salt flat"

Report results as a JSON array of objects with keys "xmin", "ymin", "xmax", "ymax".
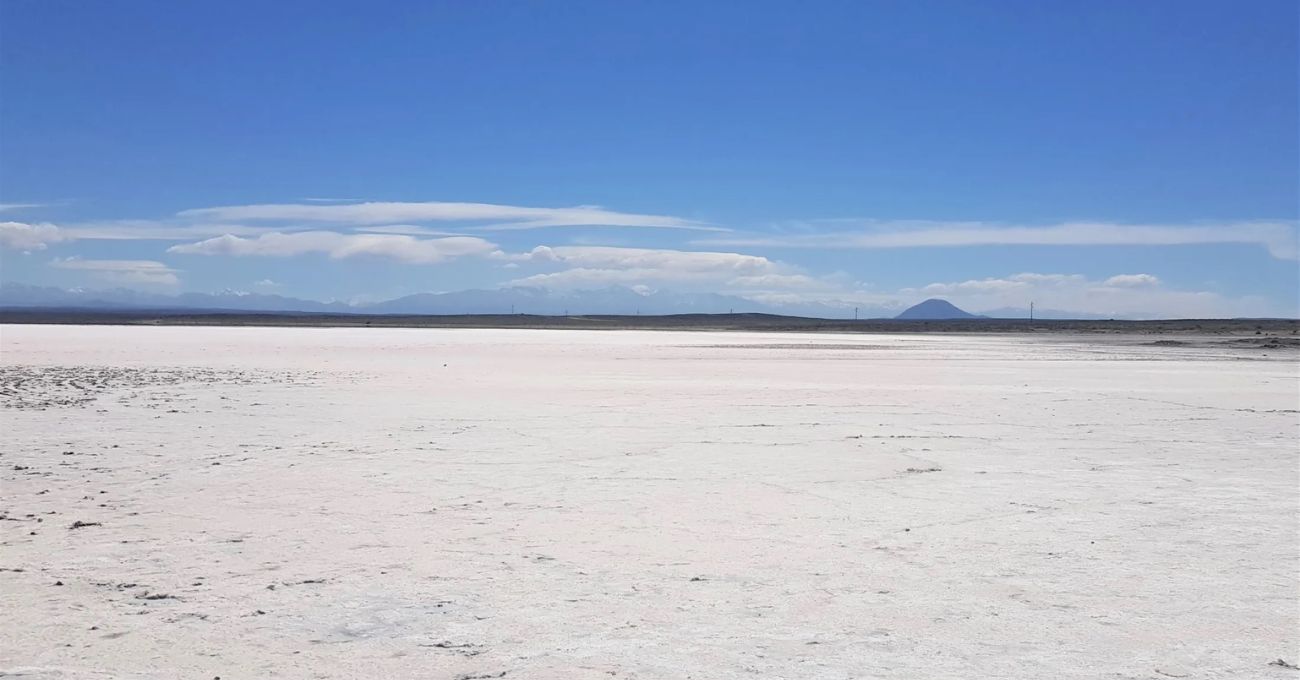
[{"xmin": 1, "ymin": 325, "xmax": 1297, "ymax": 680}]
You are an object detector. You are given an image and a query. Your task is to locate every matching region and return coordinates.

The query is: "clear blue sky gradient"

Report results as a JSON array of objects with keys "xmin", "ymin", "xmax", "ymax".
[{"xmin": 1, "ymin": 1, "xmax": 1296, "ymax": 315}]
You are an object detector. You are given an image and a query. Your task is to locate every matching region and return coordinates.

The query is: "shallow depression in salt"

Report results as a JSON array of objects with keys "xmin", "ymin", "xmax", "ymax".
[{"xmin": 1, "ymin": 325, "xmax": 1297, "ymax": 679}]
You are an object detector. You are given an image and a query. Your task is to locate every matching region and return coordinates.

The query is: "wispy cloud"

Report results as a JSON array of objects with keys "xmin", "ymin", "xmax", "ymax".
[
  {"xmin": 1, "ymin": 219, "xmax": 290, "ymax": 247},
  {"xmin": 58, "ymin": 220, "xmax": 282, "ymax": 241},
  {"xmin": 178, "ymin": 201, "xmax": 720, "ymax": 232},
  {"xmin": 1, "ymin": 199, "xmax": 719, "ymax": 249},
  {"xmin": 0, "ymin": 203, "xmax": 49, "ymax": 213},
  {"xmin": 507, "ymin": 245, "xmax": 776, "ymax": 272},
  {"xmin": 300, "ymin": 197, "xmax": 368, "ymax": 203},
  {"xmin": 695, "ymin": 220, "xmax": 1300, "ymax": 260},
  {"xmin": 351, "ymin": 225, "xmax": 467, "ymax": 237},
  {"xmin": 50, "ymin": 257, "xmax": 181, "ymax": 286},
  {"xmin": 167, "ymin": 231, "xmax": 500, "ymax": 264}
]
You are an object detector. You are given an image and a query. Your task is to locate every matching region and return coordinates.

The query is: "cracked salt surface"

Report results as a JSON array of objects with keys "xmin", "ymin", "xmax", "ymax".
[{"xmin": 1, "ymin": 325, "xmax": 1296, "ymax": 679}]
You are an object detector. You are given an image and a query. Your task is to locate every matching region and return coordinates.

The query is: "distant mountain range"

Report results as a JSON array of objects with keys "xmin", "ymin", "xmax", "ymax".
[
  {"xmin": 0, "ymin": 283, "xmax": 353, "ymax": 313},
  {"xmin": 0, "ymin": 282, "xmax": 880, "ymax": 318},
  {"xmin": 365, "ymin": 286, "xmax": 774, "ymax": 316},
  {"xmin": 0, "ymin": 282, "xmax": 1126, "ymax": 320}
]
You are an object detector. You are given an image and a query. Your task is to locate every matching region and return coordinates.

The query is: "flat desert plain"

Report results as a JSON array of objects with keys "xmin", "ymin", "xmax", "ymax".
[{"xmin": 1, "ymin": 325, "xmax": 1297, "ymax": 680}]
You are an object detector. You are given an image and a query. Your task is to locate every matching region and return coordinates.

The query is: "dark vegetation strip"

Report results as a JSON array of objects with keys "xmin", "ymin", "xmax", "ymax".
[{"xmin": 1, "ymin": 308, "xmax": 1297, "ymax": 335}]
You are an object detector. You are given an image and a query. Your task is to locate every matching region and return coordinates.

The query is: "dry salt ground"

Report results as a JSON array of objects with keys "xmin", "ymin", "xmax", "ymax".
[{"xmin": 1, "ymin": 325, "xmax": 1297, "ymax": 679}]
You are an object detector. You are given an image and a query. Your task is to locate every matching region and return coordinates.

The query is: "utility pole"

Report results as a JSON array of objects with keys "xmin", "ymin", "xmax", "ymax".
[
  {"xmin": 854, "ymin": 307, "xmax": 858, "ymax": 321},
  {"xmin": 1029, "ymin": 301, "xmax": 1034, "ymax": 321}
]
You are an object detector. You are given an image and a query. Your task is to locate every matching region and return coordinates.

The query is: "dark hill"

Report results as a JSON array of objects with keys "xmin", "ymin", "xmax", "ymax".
[{"xmin": 895, "ymin": 299, "xmax": 978, "ymax": 320}]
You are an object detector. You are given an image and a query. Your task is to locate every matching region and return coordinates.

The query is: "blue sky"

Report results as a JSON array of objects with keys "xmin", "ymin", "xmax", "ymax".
[{"xmin": 1, "ymin": 0, "xmax": 1296, "ymax": 317}]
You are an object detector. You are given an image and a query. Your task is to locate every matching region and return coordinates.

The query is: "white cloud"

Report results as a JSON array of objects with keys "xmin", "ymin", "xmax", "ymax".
[
  {"xmin": 0, "ymin": 221, "xmax": 66, "ymax": 251},
  {"xmin": 1103, "ymin": 273, "xmax": 1160, "ymax": 288},
  {"xmin": 167, "ymin": 231, "xmax": 499, "ymax": 264},
  {"xmin": 178, "ymin": 201, "xmax": 721, "ymax": 232},
  {"xmin": 726, "ymin": 273, "xmax": 825, "ymax": 290},
  {"xmin": 252, "ymin": 279, "xmax": 280, "ymax": 288},
  {"xmin": 915, "ymin": 272, "xmax": 1086, "ymax": 295},
  {"xmin": 503, "ymin": 246, "xmax": 790, "ymax": 289},
  {"xmin": 901, "ymin": 272, "xmax": 1280, "ymax": 318},
  {"xmin": 0, "ymin": 203, "xmax": 49, "ymax": 213},
  {"xmin": 500, "ymin": 247, "xmax": 899, "ymax": 311},
  {"xmin": 696, "ymin": 220, "xmax": 1300, "ymax": 260},
  {"xmin": 50, "ymin": 257, "xmax": 180, "ymax": 286}
]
